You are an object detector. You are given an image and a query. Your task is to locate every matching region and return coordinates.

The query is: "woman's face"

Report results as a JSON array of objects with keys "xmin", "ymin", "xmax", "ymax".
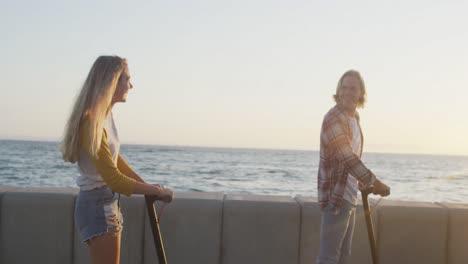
[{"xmin": 112, "ymin": 67, "xmax": 133, "ymax": 104}]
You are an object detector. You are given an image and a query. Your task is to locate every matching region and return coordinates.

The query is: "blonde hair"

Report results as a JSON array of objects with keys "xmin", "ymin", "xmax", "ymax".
[
  {"xmin": 333, "ymin": 70, "xmax": 367, "ymax": 108},
  {"xmin": 61, "ymin": 55, "xmax": 127, "ymax": 163}
]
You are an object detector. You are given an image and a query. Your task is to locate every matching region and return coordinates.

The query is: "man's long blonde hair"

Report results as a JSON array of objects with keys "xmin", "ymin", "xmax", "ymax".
[
  {"xmin": 61, "ymin": 56, "xmax": 127, "ymax": 163},
  {"xmin": 333, "ymin": 70, "xmax": 367, "ymax": 108}
]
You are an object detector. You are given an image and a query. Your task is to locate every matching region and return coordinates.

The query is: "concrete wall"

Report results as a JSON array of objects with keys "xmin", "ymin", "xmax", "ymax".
[
  {"xmin": 222, "ymin": 194, "xmax": 300, "ymax": 264},
  {"xmin": 0, "ymin": 187, "xmax": 76, "ymax": 264},
  {"xmin": 377, "ymin": 200, "xmax": 448, "ymax": 264},
  {"xmin": 143, "ymin": 191, "xmax": 224, "ymax": 264},
  {"xmin": 0, "ymin": 186, "xmax": 467, "ymax": 264},
  {"xmin": 439, "ymin": 203, "xmax": 468, "ymax": 264}
]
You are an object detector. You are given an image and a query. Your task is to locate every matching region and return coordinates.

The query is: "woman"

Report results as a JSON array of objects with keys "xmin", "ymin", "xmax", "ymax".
[{"xmin": 61, "ymin": 55, "xmax": 174, "ymax": 264}]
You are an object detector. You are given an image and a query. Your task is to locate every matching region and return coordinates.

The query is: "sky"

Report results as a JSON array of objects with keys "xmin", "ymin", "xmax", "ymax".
[{"xmin": 1, "ymin": 1, "xmax": 467, "ymax": 156}]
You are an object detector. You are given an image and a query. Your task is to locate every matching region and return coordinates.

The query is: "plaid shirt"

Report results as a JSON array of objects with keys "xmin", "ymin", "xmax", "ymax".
[{"xmin": 317, "ymin": 105, "xmax": 376, "ymax": 209}]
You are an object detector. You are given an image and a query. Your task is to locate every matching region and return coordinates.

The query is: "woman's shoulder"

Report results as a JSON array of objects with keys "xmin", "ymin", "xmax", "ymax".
[{"xmin": 80, "ymin": 116, "xmax": 108, "ymax": 141}]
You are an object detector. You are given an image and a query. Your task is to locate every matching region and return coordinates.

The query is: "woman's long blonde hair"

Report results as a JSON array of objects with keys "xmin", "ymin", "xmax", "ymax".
[{"xmin": 61, "ymin": 56, "xmax": 127, "ymax": 163}]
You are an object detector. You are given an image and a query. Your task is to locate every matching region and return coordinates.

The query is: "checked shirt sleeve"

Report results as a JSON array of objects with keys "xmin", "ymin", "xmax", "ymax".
[{"xmin": 322, "ymin": 115, "xmax": 376, "ymax": 187}]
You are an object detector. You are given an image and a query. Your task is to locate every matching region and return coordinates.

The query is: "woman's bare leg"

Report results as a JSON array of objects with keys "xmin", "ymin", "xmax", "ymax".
[{"xmin": 87, "ymin": 226, "xmax": 122, "ymax": 264}]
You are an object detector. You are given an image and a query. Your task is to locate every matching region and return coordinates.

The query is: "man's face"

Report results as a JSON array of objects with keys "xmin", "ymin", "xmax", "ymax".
[{"xmin": 338, "ymin": 75, "xmax": 362, "ymax": 113}]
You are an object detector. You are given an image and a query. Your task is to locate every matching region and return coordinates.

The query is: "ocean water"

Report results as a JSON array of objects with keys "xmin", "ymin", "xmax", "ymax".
[{"xmin": 0, "ymin": 140, "xmax": 467, "ymax": 203}]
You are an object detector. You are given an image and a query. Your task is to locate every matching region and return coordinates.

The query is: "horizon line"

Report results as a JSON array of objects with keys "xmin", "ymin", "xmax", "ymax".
[{"xmin": 1, "ymin": 137, "xmax": 467, "ymax": 158}]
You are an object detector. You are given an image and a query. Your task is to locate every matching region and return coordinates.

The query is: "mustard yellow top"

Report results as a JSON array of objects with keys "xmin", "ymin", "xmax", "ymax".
[{"xmin": 79, "ymin": 118, "xmax": 136, "ymax": 196}]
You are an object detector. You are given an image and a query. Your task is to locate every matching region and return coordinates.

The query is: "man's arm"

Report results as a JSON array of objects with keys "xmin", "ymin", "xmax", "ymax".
[{"xmin": 323, "ymin": 117, "xmax": 376, "ymax": 187}]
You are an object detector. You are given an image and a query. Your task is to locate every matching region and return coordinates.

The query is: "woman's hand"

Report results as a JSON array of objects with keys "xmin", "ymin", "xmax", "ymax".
[
  {"xmin": 132, "ymin": 182, "xmax": 174, "ymax": 202},
  {"xmin": 160, "ymin": 187, "xmax": 174, "ymax": 203},
  {"xmin": 153, "ymin": 184, "xmax": 174, "ymax": 203}
]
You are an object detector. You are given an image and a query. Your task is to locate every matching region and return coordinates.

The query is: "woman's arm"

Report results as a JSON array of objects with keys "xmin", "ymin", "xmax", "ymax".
[
  {"xmin": 117, "ymin": 154, "xmax": 146, "ymax": 183},
  {"xmin": 80, "ymin": 120, "xmax": 173, "ymax": 201},
  {"xmin": 81, "ymin": 125, "xmax": 136, "ymax": 195},
  {"xmin": 91, "ymin": 136, "xmax": 171, "ymax": 199},
  {"xmin": 117, "ymin": 154, "xmax": 173, "ymax": 200},
  {"xmin": 117, "ymin": 155, "xmax": 173, "ymax": 201},
  {"xmin": 133, "ymin": 182, "xmax": 173, "ymax": 202}
]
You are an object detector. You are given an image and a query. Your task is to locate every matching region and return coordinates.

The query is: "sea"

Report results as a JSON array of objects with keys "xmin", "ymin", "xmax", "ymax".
[{"xmin": 1, "ymin": 140, "xmax": 467, "ymax": 203}]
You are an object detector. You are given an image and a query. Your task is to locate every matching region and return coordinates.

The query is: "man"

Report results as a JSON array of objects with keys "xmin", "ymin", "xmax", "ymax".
[{"xmin": 317, "ymin": 70, "xmax": 390, "ymax": 264}]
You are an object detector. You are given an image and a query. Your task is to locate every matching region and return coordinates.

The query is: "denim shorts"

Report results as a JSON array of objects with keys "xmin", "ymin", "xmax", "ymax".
[{"xmin": 75, "ymin": 185, "xmax": 124, "ymax": 243}]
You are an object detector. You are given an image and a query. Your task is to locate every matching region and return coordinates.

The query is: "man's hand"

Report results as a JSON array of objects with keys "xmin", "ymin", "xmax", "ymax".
[{"xmin": 373, "ymin": 179, "xmax": 390, "ymax": 197}]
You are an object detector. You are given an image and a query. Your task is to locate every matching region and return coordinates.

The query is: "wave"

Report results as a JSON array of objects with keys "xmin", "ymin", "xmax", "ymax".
[
  {"xmin": 156, "ymin": 148, "xmax": 182, "ymax": 152},
  {"xmin": 51, "ymin": 164, "xmax": 72, "ymax": 170},
  {"xmin": 266, "ymin": 169, "xmax": 296, "ymax": 178},
  {"xmin": 445, "ymin": 174, "xmax": 467, "ymax": 180},
  {"xmin": 195, "ymin": 169, "xmax": 223, "ymax": 175},
  {"xmin": 188, "ymin": 188, "xmax": 204, "ymax": 192},
  {"xmin": 133, "ymin": 147, "xmax": 182, "ymax": 153}
]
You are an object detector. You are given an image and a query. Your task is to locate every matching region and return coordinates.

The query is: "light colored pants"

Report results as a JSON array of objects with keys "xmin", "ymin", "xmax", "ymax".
[{"xmin": 317, "ymin": 201, "xmax": 356, "ymax": 264}]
